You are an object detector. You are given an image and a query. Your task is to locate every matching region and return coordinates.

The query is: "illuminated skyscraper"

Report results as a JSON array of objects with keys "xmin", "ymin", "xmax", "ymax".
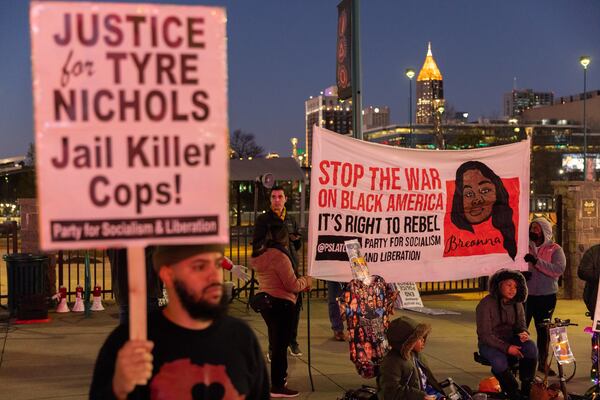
[
  {"xmin": 305, "ymin": 86, "xmax": 352, "ymax": 166},
  {"xmin": 504, "ymin": 89, "xmax": 554, "ymax": 118},
  {"xmin": 363, "ymin": 106, "xmax": 390, "ymax": 130},
  {"xmin": 416, "ymin": 42, "xmax": 444, "ymax": 124}
]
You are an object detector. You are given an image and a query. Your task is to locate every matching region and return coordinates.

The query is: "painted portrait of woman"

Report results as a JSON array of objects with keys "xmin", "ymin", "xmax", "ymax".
[{"xmin": 449, "ymin": 160, "xmax": 517, "ymax": 260}]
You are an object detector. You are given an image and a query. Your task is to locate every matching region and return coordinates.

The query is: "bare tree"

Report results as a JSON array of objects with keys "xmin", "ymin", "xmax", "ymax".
[{"xmin": 230, "ymin": 130, "xmax": 264, "ymax": 159}]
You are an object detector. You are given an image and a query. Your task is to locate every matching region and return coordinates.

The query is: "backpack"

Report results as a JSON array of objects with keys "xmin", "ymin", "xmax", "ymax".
[{"xmin": 340, "ymin": 385, "xmax": 378, "ymax": 400}]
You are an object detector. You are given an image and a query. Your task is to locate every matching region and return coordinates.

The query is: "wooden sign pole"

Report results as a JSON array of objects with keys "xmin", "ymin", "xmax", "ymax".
[{"xmin": 127, "ymin": 247, "xmax": 147, "ymax": 340}]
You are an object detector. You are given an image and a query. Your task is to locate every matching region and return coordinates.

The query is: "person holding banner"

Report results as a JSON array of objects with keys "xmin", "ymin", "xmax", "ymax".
[
  {"xmin": 449, "ymin": 161, "xmax": 517, "ymax": 260},
  {"xmin": 523, "ymin": 217, "xmax": 566, "ymax": 376},
  {"xmin": 252, "ymin": 185, "xmax": 304, "ymax": 357},
  {"xmin": 251, "ymin": 223, "xmax": 312, "ymax": 398},
  {"xmin": 476, "ymin": 269, "xmax": 537, "ymax": 400},
  {"xmin": 327, "ymin": 281, "xmax": 347, "ymax": 341},
  {"xmin": 90, "ymin": 244, "xmax": 269, "ymax": 400}
]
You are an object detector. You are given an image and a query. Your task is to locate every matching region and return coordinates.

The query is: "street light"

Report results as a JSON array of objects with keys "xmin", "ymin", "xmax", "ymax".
[
  {"xmin": 434, "ymin": 101, "xmax": 445, "ymax": 149},
  {"xmin": 405, "ymin": 68, "xmax": 415, "ymax": 147},
  {"xmin": 580, "ymin": 55, "xmax": 591, "ymax": 180}
]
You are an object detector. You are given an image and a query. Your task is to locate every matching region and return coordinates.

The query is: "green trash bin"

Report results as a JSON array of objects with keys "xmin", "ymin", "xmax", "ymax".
[{"xmin": 4, "ymin": 254, "xmax": 49, "ymax": 318}]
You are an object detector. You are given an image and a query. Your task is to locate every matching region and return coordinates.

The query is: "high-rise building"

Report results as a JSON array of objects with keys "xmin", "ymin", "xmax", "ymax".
[
  {"xmin": 522, "ymin": 90, "xmax": 600, "ymax": 130},
  {"xmin": 416, "ymin": 42, "xmax": 444, "ymax": 124},
  {"xmin": 305, "ymin": 86, "xmax": 352, "ymax": 166},
  {"xmin": 363, "ymin": 106, "xmax": 390, "ymax": 130},
  {"xmin": 504, "ymin": 89, "xmax": 554, "ymax": 118}
]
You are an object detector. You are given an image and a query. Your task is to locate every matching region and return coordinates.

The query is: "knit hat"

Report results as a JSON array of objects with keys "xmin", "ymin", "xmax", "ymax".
[
  {"xmin": 386, "ymin": 316, "xmax": 431, "ymax": 360},
  {"xmin": 153, "ymin": 244, "xmax": 225, "ymax": 272}
]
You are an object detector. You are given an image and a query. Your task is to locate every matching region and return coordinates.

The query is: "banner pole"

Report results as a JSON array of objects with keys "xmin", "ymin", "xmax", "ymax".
[
  {"xmin": 306, "ymin": 291, "xmax": 315, "ymax": 391},
  {"xmin": 351, "ymin": 0, "xmax": 363, "ymax": 140},
  {"xmin": 128, "ymin": 247, "xmax": 147, "ymax": 340}
]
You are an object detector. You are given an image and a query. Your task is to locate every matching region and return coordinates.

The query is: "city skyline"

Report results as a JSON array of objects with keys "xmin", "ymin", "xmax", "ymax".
[{"xmin": 1, "ymin": 0, "xmax": 599, "ymax": 158}]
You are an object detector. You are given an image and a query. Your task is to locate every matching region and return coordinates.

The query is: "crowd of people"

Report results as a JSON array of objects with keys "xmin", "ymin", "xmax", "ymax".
[{"xmin": 89, "ymin": 184, "xmax": 598, "ymax": 400}]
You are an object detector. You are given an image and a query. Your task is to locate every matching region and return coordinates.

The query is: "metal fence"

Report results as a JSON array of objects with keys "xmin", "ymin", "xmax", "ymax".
[
  {"xmin": 0, "ymin": 222, "xmax": 486, "ymax": 306},
  {"xmin": 0, "ymin": 221, "xmax": 19, "ymax": 304},
  {"xmin": 56, "ymin": 249, "xmax": 113, "ymax": 301},
  {"xmin": 226, "ymin": 225, "xmax": 486, "ymax": 300}
]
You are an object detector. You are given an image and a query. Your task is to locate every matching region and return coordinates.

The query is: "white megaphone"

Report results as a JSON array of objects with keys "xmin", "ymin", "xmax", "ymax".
[
  {"xmin": 72, "ymin": 285, "xmax": 85, "ymax": 312},
  {"xmin": 54, "ymin": 286, "xmax": 70, "ymax": 313},
  {"xmin": 91, "ymin": 285, "xmax": 105, "ymax": 311},
  {"xmin": 220, "ymin": 257, "xmax": 250, "ymax": 282}
]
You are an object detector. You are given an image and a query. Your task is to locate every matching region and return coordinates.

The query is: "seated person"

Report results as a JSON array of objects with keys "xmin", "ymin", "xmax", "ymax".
[
  {"xmin": 476, "ymin": 269, "xmax": 537, "ymax": 399},
  {"xmin": 378, "ymin": 316, "xmax": 446, "ymax": 400}
]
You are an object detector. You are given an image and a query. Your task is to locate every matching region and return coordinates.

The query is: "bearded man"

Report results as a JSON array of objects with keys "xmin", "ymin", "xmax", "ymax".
[{"xmin": 90, "ymin": 245, "xmax": 269, "ymax": 400}]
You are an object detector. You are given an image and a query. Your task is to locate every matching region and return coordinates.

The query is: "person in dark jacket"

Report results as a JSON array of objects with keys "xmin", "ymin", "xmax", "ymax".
[
  {"xmin": 377, "ymin": 316, "xmax": 446, "ymax": 400},
  {"xmin": 578, "ymin": 243, "xmax": 600, "ymax": 317},
  {"xmin": 107, "ymin": 247, "xmax": 162, "ymax": 324},
  {"xmin": 252, "ymin": 185, "xmax": 304, "ymax": 357},
  {"xmin": 476, "ymin": 269, "xmax": 537, "ymax": 399},
  {"xmin": 577, "ymin": 243, "xmax": 600, "ymax": 382}
]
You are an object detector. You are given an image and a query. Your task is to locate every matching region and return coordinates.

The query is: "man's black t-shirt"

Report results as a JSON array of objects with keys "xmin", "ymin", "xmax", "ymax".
[{"xmin": 90, "ymin": 312, "xmax": 269, "ymax": 400}]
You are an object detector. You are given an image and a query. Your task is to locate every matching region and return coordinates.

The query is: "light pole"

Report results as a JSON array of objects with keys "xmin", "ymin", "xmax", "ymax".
[
  {"xmin": 437, "ymin": 104, "xmax": 445, "ymax": 149},
  {"xmin": 580, "ymin": 55, "xmax": 591, "ymax": 180},
  {"xmin": 405, "ymin": 68, "xmax": 415, "ymax": 148}
]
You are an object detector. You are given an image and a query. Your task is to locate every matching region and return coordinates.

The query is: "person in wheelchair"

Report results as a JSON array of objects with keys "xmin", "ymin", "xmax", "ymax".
[
  {"xmin": 378, "ymin": 316, "xmax": 446, "ymax": 400},
  {"xmin": 476, "ymin": 269, "xmax": 537, "ymax": 399}
]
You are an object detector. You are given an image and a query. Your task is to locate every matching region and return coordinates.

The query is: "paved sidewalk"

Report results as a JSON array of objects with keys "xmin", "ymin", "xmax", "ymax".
[{"xmin": 0, "ymin": 294, "xmax": 596, "ymax": 399}]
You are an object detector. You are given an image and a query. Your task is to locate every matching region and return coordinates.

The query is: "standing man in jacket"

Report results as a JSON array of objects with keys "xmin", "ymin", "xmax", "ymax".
[
  {"xmin": 252, "ymin": 185, "xmax": 304, "ymax": 357},
  {"xmin": 524, "ymin": 217, "xmax": 566, "ymax": 375}
]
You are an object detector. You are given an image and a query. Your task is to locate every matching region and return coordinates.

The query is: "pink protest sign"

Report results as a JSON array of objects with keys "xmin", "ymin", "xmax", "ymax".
[{"xmin": 30, "ymin": 2, "xmax": 228, "ymax": 250}]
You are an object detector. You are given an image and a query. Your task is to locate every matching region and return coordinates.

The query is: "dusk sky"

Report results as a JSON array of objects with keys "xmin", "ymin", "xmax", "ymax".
[{"xmin": 1, "ymin": 0, "xmax": 599, "ymax": 159}]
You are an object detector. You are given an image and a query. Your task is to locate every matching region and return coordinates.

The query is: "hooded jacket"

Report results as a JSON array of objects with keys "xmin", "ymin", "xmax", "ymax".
[
  {"xmin": 476, "ymin": 269, "xmax": 528, "ymax": 352},
  {"xmin": 527, "ymin": 217, "xmax": 566, "ymax": 296},
  {"xmin": 250, "ymin": 247, "xmax": 309, "ymax": 303},
  {"xmin": 377, "ymin": 316, "xmax": 445, "ymax": 400}
]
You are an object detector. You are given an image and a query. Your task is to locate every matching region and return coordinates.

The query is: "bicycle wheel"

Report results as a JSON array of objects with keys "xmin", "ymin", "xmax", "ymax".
[{"xmin": 561, "ymin": 360, "xmax": 576, "ymax": 383}]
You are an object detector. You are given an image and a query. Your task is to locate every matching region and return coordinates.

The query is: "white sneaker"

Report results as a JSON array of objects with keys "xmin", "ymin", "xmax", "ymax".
[{"xmin": 288, "ymin": 344, "xmax": 302, "ymax": 357}]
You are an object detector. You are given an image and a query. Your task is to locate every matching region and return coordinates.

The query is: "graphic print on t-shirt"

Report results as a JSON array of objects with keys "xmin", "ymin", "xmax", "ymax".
[{"xmin": 150, "ymin": 359, "xmax": 245, "ymax": 400}]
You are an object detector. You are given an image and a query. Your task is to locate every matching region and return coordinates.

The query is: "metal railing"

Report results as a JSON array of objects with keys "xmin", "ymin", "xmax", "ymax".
[
  {"xmin": 57, "ymin": 249, "xmax": 113, "ymax": 301},
  {"xmin": 0, "ymin": 223, "xmax": 487, "ymax": 305},
  {"xmin": 225, "ymin": 226, "xmax": 486, "ymax": 299}
]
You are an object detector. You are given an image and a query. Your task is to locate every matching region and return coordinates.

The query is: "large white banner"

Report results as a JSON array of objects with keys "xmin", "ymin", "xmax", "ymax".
[
  {"xmin": 308, "ymin": 127, "xmax": 530, "ymax": 282},
  {"xmin": 31, "ymin": 2, "xmax": 228, "ymax": 250}
]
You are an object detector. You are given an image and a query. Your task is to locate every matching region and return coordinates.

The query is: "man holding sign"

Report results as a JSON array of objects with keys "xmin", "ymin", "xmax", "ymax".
[{"xmin": 90, "ymin": 244, "xmax": 269, "ymax": 399}]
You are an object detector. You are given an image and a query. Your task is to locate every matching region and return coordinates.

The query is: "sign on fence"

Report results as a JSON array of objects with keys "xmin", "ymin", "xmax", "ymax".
[{"xmin": 394, "ymin": 282, "xmax": 424, "ymax": 309}]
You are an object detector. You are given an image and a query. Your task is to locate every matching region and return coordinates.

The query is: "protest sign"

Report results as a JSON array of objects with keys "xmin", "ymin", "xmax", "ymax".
[
  {"xmin": 394, "ymin": 282, "xmax": 424, "ymax": 309},
  {"xmin": 308, "ymin": 127, "xmax": 530, "ymax": 282},
  {"xmin": 30, "ymin": 2, "xmax": 228, "ymax": 250},
  {"xmin": 30, "ymin": 1, "xmax": 228, "ymax": 339}
]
